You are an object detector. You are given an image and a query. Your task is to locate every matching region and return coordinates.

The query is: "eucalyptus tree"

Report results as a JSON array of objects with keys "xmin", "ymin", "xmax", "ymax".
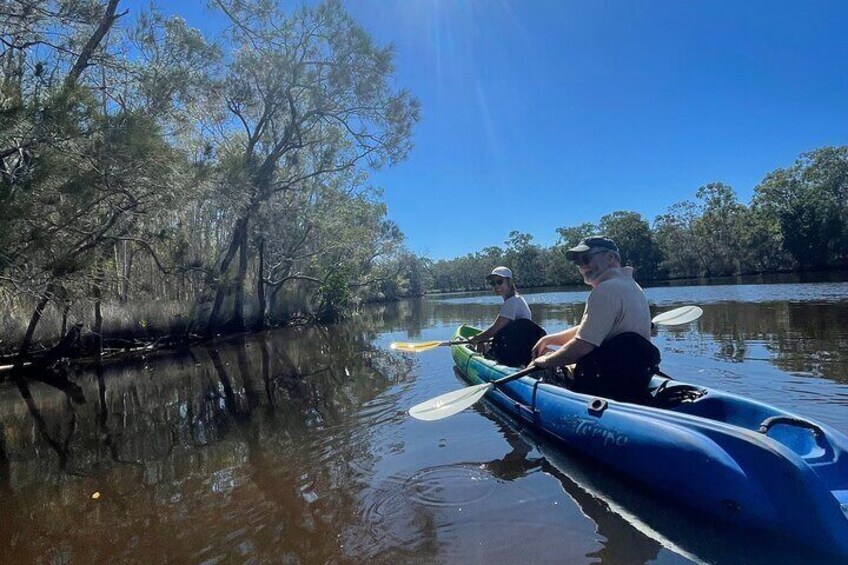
[
  {"xmin": 198, "ymin": 0, "xmax": 419, "ymax": 334},
  {"xmin": 653, "ymin": 201, "xmax": 707, "ymax": 278},
  {"xmin": 1, "ymin": 1, "xmax": 220, "ymax": 359},
  {"xmin": 255, "ymin": 171, "xmax": 406, "ymax": 325},
  {"xmin": 753, "ymin": 146, "xmax": 848, "ymax": 269},
  {"xmin": 104, "ymin": 8, "xmax": 220, "ymax": 305},
  {"xmin": 554, "ymin": 223, "xmax": 597, "ymax": 248},
  {"xmin": 690, "ymin": 183, "xmax": 751, "ymax": 276},
  {"xmin": 1, "ymin": 0, "xmax": 129, "ymax": 359},
  {"xmin": 503, "ymin": 231, "xmax": 546, "ymax": 287},
  {"xmin": 384, "ymin": 251, "xmax": 432, "ymax": 298}
]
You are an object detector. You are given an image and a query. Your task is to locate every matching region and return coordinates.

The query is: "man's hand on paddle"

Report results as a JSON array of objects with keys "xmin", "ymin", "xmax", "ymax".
[{"xmin": 531, "ymin": 335, "xmax": 555, "ymax": 359}]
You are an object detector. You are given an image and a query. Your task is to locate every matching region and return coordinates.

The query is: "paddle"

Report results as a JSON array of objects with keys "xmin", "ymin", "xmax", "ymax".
[
  {"xmin": 408, "ymin": 305, "xmax": 704, "ymax": 421},
  {"xmin": 393, "ymin": 305, "xmax": 703, "ymax": 354},
  {"xmin": 651, "ymin": 305, "xmax": 703, "ymax": 326},
  {"xmin": 390, "ymin": 339, "xmax": 473, "ymax": 353},
  {"xmin": 409, "ymin": 365, "xmax": 541, "ymax": 421}
]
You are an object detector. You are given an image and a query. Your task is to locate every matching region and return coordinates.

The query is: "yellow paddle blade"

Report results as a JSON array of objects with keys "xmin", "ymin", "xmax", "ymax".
[{"xmin": 390, "ymin": 340, "xmax": 445, "ymax": 353}]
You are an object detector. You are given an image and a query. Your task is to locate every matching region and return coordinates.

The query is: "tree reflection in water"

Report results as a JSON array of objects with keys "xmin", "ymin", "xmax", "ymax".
[
  {"xmin": 1, "ymin": 283, "xmax": 847, "ymax": 563},
  {"xmin": 0, "ymin": 321, "xmax": 415, "ymax": 563}
]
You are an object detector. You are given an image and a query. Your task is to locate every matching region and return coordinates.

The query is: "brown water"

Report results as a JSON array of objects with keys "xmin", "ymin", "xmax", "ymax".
[{"xmin": 2, "ymin": 280, "xmax": 848, "ymax": 564}]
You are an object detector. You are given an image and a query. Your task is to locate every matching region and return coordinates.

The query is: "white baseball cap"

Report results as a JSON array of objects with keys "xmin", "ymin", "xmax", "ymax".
[{"xmin": 486, "ymin": 266, "xmax": 513, "ymax": 281}]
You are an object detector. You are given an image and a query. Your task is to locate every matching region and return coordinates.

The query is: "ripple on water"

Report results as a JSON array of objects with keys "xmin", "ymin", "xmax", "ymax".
[
  {"xmin": 354, "ymin": 463, "xmax": 588, "ymax": 562},
  {"xmin": 402, "ymin": 463, "xmax": 498, "ymax": 508},
  {"xmin": 355, "ymin": 465, "xmax": 495, "ymax": 545}
]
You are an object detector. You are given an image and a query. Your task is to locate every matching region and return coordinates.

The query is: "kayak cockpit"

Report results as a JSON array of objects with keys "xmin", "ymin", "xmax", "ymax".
[{"xmin": 648, "ymin": 379, "xmax": 835, "ymax": 461}]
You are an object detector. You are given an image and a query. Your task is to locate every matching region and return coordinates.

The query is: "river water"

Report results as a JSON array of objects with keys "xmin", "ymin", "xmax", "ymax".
[{"xmin": 1, "ymin": 280, "xmax": 848, "ymax": 564}]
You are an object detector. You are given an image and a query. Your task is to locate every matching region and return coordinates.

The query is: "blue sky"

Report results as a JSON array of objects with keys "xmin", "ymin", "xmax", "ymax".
[{"xmin": 131, "ymin": 1, "xmax": 848, "ymax": 259}]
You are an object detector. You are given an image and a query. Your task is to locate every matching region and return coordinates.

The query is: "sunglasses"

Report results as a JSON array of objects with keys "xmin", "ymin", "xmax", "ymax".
[
  {"xmin": 488, "ymin": 278, "xmax": 505, "ymax": 287},
  {"xmin": 575, "ymin": 250, "xmax": 608, "ymax": 266}
]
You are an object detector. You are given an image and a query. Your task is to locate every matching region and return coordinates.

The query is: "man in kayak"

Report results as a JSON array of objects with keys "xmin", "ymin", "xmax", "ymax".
[
  {"xmin": 530, "ymin": 236, "xmax": 659, "ymax": 401},
  {"xmin": 468, "ymin": 266, "xmax": 546, "ymax": 367}
]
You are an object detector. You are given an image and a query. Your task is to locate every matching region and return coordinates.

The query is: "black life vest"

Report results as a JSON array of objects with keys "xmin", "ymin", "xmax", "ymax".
[
  {"xmin": 572, "ymin": 332, "xmax": 661, "ymax": 402},
  {"xmin": 488, "ymin": 318, "xmax": 547, "ymax": 367}
]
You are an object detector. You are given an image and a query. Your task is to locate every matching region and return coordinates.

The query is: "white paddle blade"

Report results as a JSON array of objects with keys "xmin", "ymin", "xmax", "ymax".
[
  {"xmin": 409, "ymin": 383, "xmax": 493, "ymax": 421},
  {"xmin": 652, "ymin": 305, "xmax": 703, "ymax": 326}
]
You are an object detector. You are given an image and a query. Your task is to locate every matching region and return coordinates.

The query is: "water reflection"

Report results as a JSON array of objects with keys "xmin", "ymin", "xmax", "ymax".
[
  {"xmin": 471, "ymin": 401, "xmax": 846, "ymax": 565},
  {"xmin": 376, "ymin": 283, "xmax": 848, "ymax": 398},
  {"xmin": 1, "ymin": 280, "xmax": 847, "ymax": 563},
  {"xmin": 465, "ymin": 402, "xmax": 669, "ymax": 564},
  {"xmin": 0, "ymin": 322, "xmax": 420, "ymax": 563}
]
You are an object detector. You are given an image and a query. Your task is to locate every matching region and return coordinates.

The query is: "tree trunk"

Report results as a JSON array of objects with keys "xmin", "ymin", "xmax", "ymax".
[
  {"xmin": 207, "ymin": 215, "xmax": 250, "ymax": 336},
  {"xmin": 60, "ymin": 302, "xmax": 70, "ymax": 338},
  {"xmin": 92, "ymin": 256, "xmax": 106, "ymax": 357},
  {"xmin": 232, "ymin": 218, "xmax": 250, "ymax": 331},
  {"xmin": 14, "ymin": 283, "xmax": 56, "ymax": 370},
  {"xmin": 64, "ymin": 0, "xmax": 122, "ymax": 90},
  {"xmin": 255, "ymin": 237, "xmax": 266, "ymax": 330},
  {"xmin": 120, "ymin": 240, "xmax": 133, "ymax": 304}
]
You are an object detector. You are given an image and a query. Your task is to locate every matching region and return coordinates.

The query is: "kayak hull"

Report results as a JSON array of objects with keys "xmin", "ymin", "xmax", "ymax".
[{"xmin": 451, "ymin": 325, "xmax": 848, "ymax": 557}]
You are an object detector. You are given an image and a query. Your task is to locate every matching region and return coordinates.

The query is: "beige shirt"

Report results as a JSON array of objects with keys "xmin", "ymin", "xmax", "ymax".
[{"xmin": 575, "ymin": 267, "xmax": 651, "ymax": 347}]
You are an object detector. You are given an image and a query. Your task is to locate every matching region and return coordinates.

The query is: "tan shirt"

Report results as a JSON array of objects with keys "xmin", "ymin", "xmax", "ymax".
[{"xmin": 575, "ymin": 267, "xmax": 651, "ymax": 347}]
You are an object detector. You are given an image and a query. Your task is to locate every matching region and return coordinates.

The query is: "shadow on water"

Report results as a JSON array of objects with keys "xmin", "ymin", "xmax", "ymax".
[{"xmin": 0, "ymin": 321, "xmax": 423, "ymax": 563}]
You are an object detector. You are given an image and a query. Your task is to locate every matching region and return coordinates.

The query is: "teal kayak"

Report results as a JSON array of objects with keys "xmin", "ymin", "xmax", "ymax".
[{"xmin": 451, "ymin": 325, "xmax": 848, "ymax": 558}]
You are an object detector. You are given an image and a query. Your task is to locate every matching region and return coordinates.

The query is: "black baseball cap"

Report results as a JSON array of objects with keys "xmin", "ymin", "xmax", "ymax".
[{"xmin": 565, "ymin": 236, "xmax": 619, "ymax": 261}]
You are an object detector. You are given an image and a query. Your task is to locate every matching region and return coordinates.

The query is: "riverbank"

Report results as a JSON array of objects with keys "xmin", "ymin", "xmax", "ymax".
[{"xmin": 422, "ymin": 268, "xmax": 848, "ymax": 296}]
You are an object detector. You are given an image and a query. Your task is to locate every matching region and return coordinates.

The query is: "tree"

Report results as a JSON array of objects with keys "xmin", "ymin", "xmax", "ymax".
[
  {"xmin": 598, "ymin": 211, "xmax": 663, "ymax": 279},
  {"xmin": 504, "ymin": 231, "xmax": 545, "ymax": 287},
  {"xmin": 199, "ymin": 0, "xmax": 419, "ymax": 334},
  {"xmin": 0, "ymin": 0, "xmax": 132, "ymax": 361},
  {"xmin": 555, "ymin": 223, "xmax": 597, "ymax": 247},
  {"xmin": 653, "ymin": 201, "xmax": 706, "ymax": 278},
  {"xmin": 691, "ymin": 183, "xmax": 748, "ymax": 276},
  {"xmin": 753, "ymin": 146, "xmax": 848, "ymax": 269}
]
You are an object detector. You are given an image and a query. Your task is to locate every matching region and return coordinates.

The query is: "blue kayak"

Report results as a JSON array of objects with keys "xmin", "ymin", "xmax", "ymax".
[{"xmin": 451, "ymin": 325, "xmax": 848, "ymax": 557}]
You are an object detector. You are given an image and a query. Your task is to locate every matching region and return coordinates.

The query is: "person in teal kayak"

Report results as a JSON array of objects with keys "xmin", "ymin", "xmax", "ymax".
[
  {"xmin": 530, "ymin": 236, "xmax": 659, "ymax": 401},
  {"xmin": 468, "ymin": 266, "xmax": 545, "ymax": 366}
]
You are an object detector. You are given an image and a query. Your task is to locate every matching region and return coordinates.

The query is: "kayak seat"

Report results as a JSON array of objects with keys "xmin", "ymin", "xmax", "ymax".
[
  {"xmin": 671, "ymin": 396, "xmax": 785, "ymax": 435},
  {"xmin": 649, "ymin": 383, "xmax": 707, "ymax": 409},
  {"xmin": 766, "ymin": 425, "xmax": 828, "ymax": 459}
]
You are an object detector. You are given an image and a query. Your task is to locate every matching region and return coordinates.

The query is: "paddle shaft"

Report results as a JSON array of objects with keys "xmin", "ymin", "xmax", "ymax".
[{"xmin": 490, "ymin": 364, "xmax": 542, "ymax": 388}]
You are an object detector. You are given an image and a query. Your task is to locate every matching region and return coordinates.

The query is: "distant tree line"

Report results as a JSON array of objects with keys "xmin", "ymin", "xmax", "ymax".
[
  {"xmin": 424, "ymin": 146, "xmax": 848, "ymax": 292},
  {"xmin": 1, "ymin": 0, "xmax": 420, "ymax": 361}
]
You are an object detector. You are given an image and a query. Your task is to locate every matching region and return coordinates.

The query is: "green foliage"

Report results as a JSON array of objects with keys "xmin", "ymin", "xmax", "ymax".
[
  {"xmin": 2, "ymin": 0, "xmax": 847, "ymax": 353},
  {"xmin": 315, "ymin": 264, "xmax": 353, "ymax": 323},
  {"xmin": 753, "ymin": 147, "xmax": 848, "ymax": 269},
  {"xmin": 599, "ymin": 211, "xmax": 663, "ymax": 279},
  {"xmin": 1, "ymin": 0, "xmax": 420, "ymax": 348},
  {"xmin": 504, "ymin": 231, "xmax": 547, "ymax": 287}
]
